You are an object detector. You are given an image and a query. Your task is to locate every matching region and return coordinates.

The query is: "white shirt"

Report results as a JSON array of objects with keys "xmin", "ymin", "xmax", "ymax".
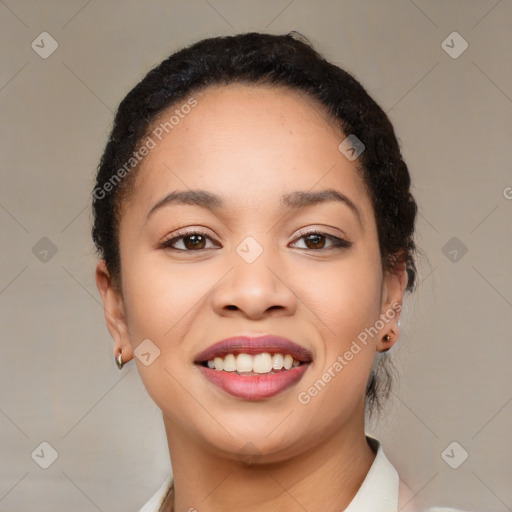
[{"xmin": 138, "ymin": 437, "xmax": 467, "ymax": 512}]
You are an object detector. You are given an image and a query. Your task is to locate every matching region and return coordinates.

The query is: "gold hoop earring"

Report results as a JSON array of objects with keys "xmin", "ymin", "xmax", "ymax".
[
  {"xmin": 116, "ymin": 352, "xmax": 124, "ymax": 370},
  {"xmin": 383, "ymin": 334, "xmax": 391, "ymax": 342}
]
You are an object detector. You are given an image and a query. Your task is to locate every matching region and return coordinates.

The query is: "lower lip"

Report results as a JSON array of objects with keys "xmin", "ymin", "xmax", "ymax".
[{"xmin": 197, "ymin": 364, "xmax": 309, "ymax": 400}]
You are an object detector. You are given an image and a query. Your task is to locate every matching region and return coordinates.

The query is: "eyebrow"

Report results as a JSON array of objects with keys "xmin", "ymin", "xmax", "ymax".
[
  {"xmin": 145, "ymin": 188, "xmax": 363, "ymax": 227},
  {"xmin": 281, "ymin": 189, "xmax": 362, "ymax": 226}
]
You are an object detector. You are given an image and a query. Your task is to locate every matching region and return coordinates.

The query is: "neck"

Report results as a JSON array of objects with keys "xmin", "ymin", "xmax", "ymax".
[{"xmin": 161, "ymin": 410, "xmax": 375, "ymax": 512}]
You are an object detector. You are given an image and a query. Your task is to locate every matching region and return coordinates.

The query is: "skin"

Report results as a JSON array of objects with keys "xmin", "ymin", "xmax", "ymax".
[{"xmin": 96, "ymin": 84, "xmax": 407, "ymax": 512}]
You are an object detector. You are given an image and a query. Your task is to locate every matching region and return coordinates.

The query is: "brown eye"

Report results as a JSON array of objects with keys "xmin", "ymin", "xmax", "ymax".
[
  {"xmin": 160, "ymin": 230, "xmax": 220, "ymax": 251},
  {"xmin": 304, "ymin": 233, "xmax": 326, "ymax": 249},
  {"xmin": 290, "ymin": 230, "xmax": 352, "ymax": 251},
  {"xmin": 182, "ymin": 234, "xmax": 207, "ymax": 250}
]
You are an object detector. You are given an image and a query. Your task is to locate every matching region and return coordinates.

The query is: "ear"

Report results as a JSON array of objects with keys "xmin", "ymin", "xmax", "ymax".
[
  {"xmin": 376, "ymin": 261, "xmax": 408, "ymax": 352},
  {"xmin": 95, "ymin": 260, "xmax": 133, "ymax": 363}
]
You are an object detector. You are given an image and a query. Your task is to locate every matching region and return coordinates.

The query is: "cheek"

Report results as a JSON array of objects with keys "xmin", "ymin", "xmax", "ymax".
[
  {"xmin": 121, "ymin": 253, "xmax": 215, "ymax": 343},
  {"xmin": 294, "ymin": 246, "xmax": 383, "ymax": 344},
  {"xmin": 119, "ymin": 251, "xmax": 226, "ymax": 405},
  {"xmin": 119, "ymin": 254, "xmax": 209, "ymax": 416},
  {"xmin": 292, "ymin": 246, "xmax": 382, "ymax": 412}
]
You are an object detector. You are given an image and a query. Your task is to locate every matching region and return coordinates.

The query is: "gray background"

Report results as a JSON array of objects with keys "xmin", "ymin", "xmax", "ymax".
[{"xmin": 1, "ymin": 1, "xmax": 511, "ymax": 511}]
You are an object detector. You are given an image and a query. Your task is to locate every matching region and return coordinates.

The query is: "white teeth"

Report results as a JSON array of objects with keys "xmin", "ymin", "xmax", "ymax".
[
  {"xmin": 236, "ymin": 353, "xmax": 253, "ymax": 373},
  {"xmin": 223, "ymin": 353, "xmax": 237, "ymax": 372},
  {"xmin": 272, "ymin": 353, "xmax": 284, "ymax": 370},
  {"xmin": 253, "ymin": 353, "xmax": 272, "ymax": 373},
  {"xmin": 206, "ymin": 352, "xmax": 302, "ymax": 373}
]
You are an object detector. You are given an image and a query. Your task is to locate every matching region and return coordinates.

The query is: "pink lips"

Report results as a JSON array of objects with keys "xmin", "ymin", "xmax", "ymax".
[{"xmin": 194, "ymin": 335, "xmax": 312, "ymax": 400}]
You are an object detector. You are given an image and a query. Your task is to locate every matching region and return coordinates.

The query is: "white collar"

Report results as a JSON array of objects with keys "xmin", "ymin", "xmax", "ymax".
[
  {"xmin": 139, "ymin": 475, "xmax": 173, "ymax": 512},
  {"xmin": 139, "ymin": 436, "xmax": 398, "ymax": 512},
  {"xmin": 344, "ymin": 435, "xmax": 399, "ymax": 511}
]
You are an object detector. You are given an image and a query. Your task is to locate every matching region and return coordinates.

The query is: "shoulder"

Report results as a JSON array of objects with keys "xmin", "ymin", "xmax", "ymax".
[
  {"xmin": 424, "ymin": 509, "xmax": 473, "ymax": 512},
  {"xmin": 395, "ymin": 451, "xmax": 469, "ymax": 512},
  {"xmin": 399, "ymin": 480, "xmax": 472, "ymax": 512}
]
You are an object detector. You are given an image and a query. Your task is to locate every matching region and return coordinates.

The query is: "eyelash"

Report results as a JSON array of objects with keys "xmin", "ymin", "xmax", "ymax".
[{"xmin": 159, "ymin": 229, "xmax": 352, "ymax": 252}]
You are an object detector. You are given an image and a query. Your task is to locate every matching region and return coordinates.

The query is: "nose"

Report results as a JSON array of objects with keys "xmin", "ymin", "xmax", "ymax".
[{"xmin": 211, "ymin": 241, "xmax": 297, "ymax": 320}]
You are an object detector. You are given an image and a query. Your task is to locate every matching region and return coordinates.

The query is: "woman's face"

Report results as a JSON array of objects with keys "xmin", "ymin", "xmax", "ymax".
[{"xmin": 97, "ymin": 84, "xmax": 404, "ymax": 462}]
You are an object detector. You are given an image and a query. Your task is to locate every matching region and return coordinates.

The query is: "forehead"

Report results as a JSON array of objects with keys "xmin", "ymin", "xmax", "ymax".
[{"xmin": 123, "ymin": 83, "xmax": 371, "ymax": 221}]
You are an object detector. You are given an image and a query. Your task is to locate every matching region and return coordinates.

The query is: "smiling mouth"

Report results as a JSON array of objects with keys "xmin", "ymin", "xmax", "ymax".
[
  {"xmin": 194, "ymin": 335, "xmax": 312, "ymax": 399},
  {"xmin": 199, "ymin": 351, "xmax": 305, "ymax": 374}
]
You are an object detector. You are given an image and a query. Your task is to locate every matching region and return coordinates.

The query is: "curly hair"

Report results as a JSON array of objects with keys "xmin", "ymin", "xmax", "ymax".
[{"xmin": 92, "ymin": 31, "xmax": 417, "ymax": 414}]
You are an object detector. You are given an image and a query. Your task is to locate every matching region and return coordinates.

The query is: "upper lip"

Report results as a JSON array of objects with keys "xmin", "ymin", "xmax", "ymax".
[{"xmin": 194, "ymin": 335, "xmax": 313, "ymax": 364}]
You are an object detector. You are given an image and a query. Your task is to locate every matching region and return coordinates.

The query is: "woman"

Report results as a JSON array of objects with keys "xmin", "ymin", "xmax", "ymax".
[{"xmin": 92, "ymin": 32, "xmax": 466, "ymax": 512}]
